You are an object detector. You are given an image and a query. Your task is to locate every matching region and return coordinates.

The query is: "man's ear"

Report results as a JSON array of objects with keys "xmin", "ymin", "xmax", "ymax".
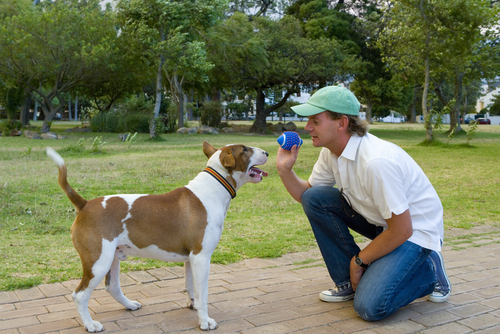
[
  {"xmin": 338, "ymin": 115, "xmax": 349, "ymax": 132},
  {"xmin": 203, "ymin": 141, "xmax": 217, "ymax": 159},
  {"xmin": 219, "ymin": 148, "xmax": 235, "ymax": 168}
]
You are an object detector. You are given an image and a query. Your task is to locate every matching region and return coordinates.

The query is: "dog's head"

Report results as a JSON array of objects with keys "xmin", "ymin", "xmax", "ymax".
[{"xmin": 203, "ymin": 141, "xmax": 268, "ymax": 189}]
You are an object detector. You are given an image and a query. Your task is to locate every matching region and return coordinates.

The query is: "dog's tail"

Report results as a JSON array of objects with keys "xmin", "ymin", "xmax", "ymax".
[{"xmin": 46, "ymin": 147, "xmax": 87, "ymax": 213}]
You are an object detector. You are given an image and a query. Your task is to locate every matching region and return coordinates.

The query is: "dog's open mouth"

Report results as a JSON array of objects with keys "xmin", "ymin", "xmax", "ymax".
[{"xmin": 248, "ymin": 165, "xmax": 268, "ymax": 181}]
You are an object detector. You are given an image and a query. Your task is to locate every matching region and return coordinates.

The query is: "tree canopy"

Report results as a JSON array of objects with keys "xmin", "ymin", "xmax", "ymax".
[{"xmin": 0, "ymin": 0, "xmax": 499, "ymax": 139}]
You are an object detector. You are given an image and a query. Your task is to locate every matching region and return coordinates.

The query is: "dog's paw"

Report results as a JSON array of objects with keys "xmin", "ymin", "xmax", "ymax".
[
  {"xmin": 187, "ymin": 298, "xmax": 195, "ymax": 310},
  {"xmin": 126, "ymin": 300, "xmax": 142, "ymax": 311},
  {"xmin": 199, "ymin": 318, "xmax": 218, "ymax": 331},
  {"xmin": 85, "ymin": 320, "xmax": 104, "ymax": 332}
]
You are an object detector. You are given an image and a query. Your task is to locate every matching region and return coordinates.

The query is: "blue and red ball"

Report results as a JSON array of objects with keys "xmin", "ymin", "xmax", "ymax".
[{"xmin": 277, "ymin": 131, "xmax": 303, "ymax": 150}]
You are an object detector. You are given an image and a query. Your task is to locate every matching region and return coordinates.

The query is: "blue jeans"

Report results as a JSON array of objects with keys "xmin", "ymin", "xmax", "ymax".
[{"xmin": 301, "ymin": 186, "xmax": 436, "ymax": 321}]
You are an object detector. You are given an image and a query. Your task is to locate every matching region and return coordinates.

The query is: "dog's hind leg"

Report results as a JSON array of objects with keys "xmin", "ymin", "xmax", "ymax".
[
  {"xmin": 190, "ymin": 253, "xmax": 218, "ymax": 330},
  {"xmin": 73, "ymin": 241, "xmax": 117, "ymax": 333},
  {"xmin": 184, "ymin": 261, "xmax": 195, "ymax": 309},
  {"xmin": 105, "ymin": 257, "xmax": 142, "ymax": 311}
]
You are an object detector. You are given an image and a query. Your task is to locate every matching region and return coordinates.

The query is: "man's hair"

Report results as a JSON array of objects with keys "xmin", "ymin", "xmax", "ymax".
[{"xmin": 326, "ymin": 111, "xmax": 369, "ymax": 137}]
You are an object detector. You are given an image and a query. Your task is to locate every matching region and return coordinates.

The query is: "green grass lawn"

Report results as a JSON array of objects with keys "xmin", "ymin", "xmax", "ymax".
[{"xmin": 0, "ymin": 120, "xmax": 499, "ymax": 291}]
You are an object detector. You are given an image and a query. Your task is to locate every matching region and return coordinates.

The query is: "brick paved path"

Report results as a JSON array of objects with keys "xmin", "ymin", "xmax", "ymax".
[{"xmin": 2, "ymin": 228, "xmax": 500, "ymax": 333}]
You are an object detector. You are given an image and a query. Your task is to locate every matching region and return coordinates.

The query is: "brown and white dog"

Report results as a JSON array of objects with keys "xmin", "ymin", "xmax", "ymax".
[{"xmin": 46, "ymin": 142, "xmax": 268, "ymax": 332}]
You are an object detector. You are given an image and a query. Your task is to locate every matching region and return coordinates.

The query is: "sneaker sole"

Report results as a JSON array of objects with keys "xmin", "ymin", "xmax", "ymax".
[
  {"xmin": 427, "ymin": 292, "xmax": 450, "ymax": 303},
  {"xmin": 319, "ymin": 292, "xmax": 355, "ymax": 303}
]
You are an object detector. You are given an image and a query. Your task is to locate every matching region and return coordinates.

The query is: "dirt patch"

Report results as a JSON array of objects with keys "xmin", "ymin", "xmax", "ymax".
[{"xmin": 445, "ymin": 224, "xmax": 500, "ymax": 238}]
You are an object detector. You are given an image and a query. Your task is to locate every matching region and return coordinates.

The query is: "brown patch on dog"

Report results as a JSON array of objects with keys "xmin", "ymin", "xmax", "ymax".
[
  {"xmin": 216, "ymin": 145, "xmax": 254, "ymax": 188},
  {"xmin": 203, "ymin": 141, "xmax": 217, "ymax": 159},
  {"xmin": 126, "ymin": 188, "xmax": 208, "ymax": 256},
  {"xmin": 222, "ymin": 145, "xmax": 254, "ymax": 172},
  {"xmin": 219, "ymin": 148, "xmax": 236, "ymax": 168},
  {"xmin": 71, "ymin": 196, "xmax": 129, "ymax": 292}
]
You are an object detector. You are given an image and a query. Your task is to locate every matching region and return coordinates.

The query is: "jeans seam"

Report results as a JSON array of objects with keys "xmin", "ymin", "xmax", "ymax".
[
  {"xmin": 324, "ymin": 204, "xmax": 353, "ymax": 287},
  {"xmin": 379, "ymin": 249, "xmax": 428, "ymax": 316}
]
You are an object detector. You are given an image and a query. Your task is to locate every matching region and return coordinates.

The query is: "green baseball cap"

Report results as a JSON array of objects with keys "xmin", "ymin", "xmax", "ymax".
[{"xmin": 291, "ymin": 85, "xmax": 361, "ymax": 116}]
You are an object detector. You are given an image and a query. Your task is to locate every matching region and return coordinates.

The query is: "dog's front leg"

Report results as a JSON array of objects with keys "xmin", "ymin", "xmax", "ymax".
[
  {"xmin": 184, "ymin": 261, "xmax": 195, "ymax": 309},
  {"xmin": 190, "ymin": 253, "xmax": 217, "ymax": 330}
]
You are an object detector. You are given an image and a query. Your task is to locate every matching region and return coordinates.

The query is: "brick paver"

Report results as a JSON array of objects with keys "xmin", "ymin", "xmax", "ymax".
[{"xmin": 3, "ymin": 227, "xmax": 500, "ymax": 333}]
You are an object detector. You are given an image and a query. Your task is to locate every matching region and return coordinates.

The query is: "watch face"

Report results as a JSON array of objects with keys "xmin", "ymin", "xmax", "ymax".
[{"xmin": 355, "ymin": 257, "xmax": 362, "ymax": 266}]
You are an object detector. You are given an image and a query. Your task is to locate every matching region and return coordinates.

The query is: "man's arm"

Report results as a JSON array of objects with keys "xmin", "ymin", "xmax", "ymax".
[
  {"xmin": 350, "ymin": 209, "xmax": 413, "ymax": 290},
  {"xmin": 276, "ymin": 145, "xmax": 311, "ymax": 203}
]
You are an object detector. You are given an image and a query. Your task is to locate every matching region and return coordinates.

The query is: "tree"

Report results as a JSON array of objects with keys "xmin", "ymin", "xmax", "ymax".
[
  {"xmin": 205, "ymin": 12, "xmax": 268, "ymax": 103},
  {"xmin": 430, "ymin": 0, "xmax": 499, "ymax": 133},
  {"xmin": 286, "ymin": 0, "xmax": 405, "ymax": 123},
  {"xmin": 0, "ymin": 79, "xmax": 24, "ymax": 121},
  {"xmin": 0, "ymin": 0, "xmax": 31, "ymax": 19},
  {"xmin": 489, "ymin": 94, "xmax": 500, "ymax": 115},
  {"xmin": 207, "ymin": 13, "xmax": 355, "ymax": 133},
  {"xmin": 115, "ymin": 0, "xmax": 226, "ymax": 138},
  {"xmin": 0, "ymin": 0, "xmax": 125, "ymax": 132},
  {"xmin": 378, "ymin": 0, "xmax": 444, "ymax": 142},
  {"xmin": 77, "ymin": 24, "xmax": 150, "ymax": 115},
  {"xmin": 379, "ymin": 0, "xmax": 499, "ymax": 141}
]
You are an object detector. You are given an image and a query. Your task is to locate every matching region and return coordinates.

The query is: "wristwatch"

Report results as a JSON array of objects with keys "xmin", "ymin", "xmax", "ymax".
[{"xmin": 355, "ymin": 252, "xmax": 369, "ymax": 268}]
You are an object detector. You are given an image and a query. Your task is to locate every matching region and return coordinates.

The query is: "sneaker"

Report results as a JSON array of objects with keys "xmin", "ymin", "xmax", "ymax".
[
  {"xmin": 319, "ymin": 282, "xmax": 355, "ymax": 302},
  {"xmin": 427, "ymin": 251, "xmax": 451, "ymax": 302}
]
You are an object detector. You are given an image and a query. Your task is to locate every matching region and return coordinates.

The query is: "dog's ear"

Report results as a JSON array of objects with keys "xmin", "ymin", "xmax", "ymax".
[
  {"xmin": 219, "ymin": 148, "xmax": 235, "ymax": 168},
  {"xmin": 203, "ymin": 141, "xmax": 217, "ymax": 159}
]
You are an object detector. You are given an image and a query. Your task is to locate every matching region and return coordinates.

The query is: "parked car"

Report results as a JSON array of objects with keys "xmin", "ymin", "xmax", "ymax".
[
  {"xmin": 461, "ymin": 117, "xmax": 473, "ymax": 124},
  {"xmin": 474, "ymin": 118, "xmax": 491, "ymax": 125}
]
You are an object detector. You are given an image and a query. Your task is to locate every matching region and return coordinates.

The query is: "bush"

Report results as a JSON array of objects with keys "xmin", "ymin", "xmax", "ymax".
[
  {"xmin": 200, "ymin": 101, "xmax": 223, "ymax": 128},
  {"xmin": 0, "ymin": 119, "xmax": 22, "ymax": 136},
  {"xmin": 89, "ymin": 112, "xmax": 120, "ymax": 132},
  {"xmin": 123, "ymin": 113, "xmax": 150, "ymax": 133},
  {"xmin": 115, "ymin": 94, "xmax": 154, "ymax": 115},
  {"xmin": 89, "ymin": 95, "xmax": 180, "ymax": 134},
  {"xmin": 162, "ymin": 103, "xmax": 178, "ymax": 133},
  {"xmin": 226, "ymin": 102, "xmax": 248, "ymax": 120}
]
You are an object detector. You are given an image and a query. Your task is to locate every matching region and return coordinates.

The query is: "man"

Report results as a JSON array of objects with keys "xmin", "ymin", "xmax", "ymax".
[{"xmin": 276, "ymin": 85, "xmax": 451, "ymax": 321}]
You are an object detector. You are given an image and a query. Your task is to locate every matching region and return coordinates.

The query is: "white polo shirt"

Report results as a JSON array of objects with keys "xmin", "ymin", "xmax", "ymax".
[{"xmin": 308, "ymin": 133, "xmax": 443, "ymax": 252}]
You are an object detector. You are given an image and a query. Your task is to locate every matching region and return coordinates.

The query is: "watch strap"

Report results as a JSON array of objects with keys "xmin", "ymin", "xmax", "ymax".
[{"xmin": 355, "ymin": 252, "xmax": 369, "ymax": 268}]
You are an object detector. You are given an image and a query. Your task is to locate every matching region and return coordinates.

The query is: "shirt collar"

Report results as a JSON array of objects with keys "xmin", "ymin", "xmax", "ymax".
[{"xmin": 340, "ymin": 134, "xmax": 362, "ymax": 161}]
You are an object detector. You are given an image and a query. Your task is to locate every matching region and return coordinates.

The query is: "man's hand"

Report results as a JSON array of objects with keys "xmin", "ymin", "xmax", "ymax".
[
  {"xmin": 350, "ymin": 256, "xmax": 365, "ymax": 291},
  {"xmin": 276, "ymin": 145, "xmax": 300, "ymax": 173},
  {"xmin": 275, "ymin": 144, "xmax": 310, "ymax": 203},
  {"xmin": 349, "ymin": 210, "xmax": 413, "ymax": 290}
]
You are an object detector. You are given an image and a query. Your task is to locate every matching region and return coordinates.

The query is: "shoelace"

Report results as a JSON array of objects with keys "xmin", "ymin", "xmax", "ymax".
[
  {"xmin": 333, "ymin": 282, "xmax": 352, "ymax": 293},
  {"xmin": 434, "ymin": 281, "xmax": 450, "ymax": 294}
]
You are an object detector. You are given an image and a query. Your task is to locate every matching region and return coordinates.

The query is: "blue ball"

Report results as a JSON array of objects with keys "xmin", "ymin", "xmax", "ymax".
[{"xmin": 277, "ymin": 131, "xmax": 303, "ymax": 150}]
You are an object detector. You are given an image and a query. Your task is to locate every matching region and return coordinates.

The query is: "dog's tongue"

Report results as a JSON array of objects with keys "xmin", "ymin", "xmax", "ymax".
[{"xmin": 250, "ymin": 167, "xmax": 268, "ymax": 177}]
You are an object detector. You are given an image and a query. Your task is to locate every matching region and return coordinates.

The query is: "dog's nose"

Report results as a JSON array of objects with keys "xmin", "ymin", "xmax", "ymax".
[{"xmin": 264, "ymin": 151, "xmax": 269, "ymax": 157}]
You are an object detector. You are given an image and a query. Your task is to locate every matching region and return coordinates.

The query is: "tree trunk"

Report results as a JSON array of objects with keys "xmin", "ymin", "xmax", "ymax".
[
  {"xmin": 451, "ymin": 71, "xmax": 463, "ymax": 132},
  {"xmin": 409, "ymin": 84, "xmax": 418, "ymax": 123},
  {"xmin": 150, "ymin": 57, "xmax": 164, "ymax": 139},
  {"xmin": 20, "ymin": 95, "xmax": 31, "ymax": 126},
  {"xmin": 74, "ymin": 93, "xmax": 78, "ymax": 121},
  {"xmin": 34, "ymin": 100, "xmax": 38, "ymax": 121},
  {"xmin": 250, "ymin": 86, "xmax": 299, "ymax": 133},
  {"xmin": 39, "ymin": 99, "xmax": 62, "ymax": 133},
  {"xmin": 211, "ymin": 89, "xmax": 221, "ymax": 102},
  {"xmin": 151, "ymin": 28, "xmax": 166, "ymax": 139},
  {"xmin": 174, "ymin": 73, "xmax": 185, "ymax": 129},
  {"xmin": 250, "ymin": 88, "xmax": 267, "ymax": 133},
  {"xmin": 462, "ymin": 95, "xmax": 468, "ymax": 124},
  {"xmin": 422, "ymin": 56, "xmax": 433, "ymax": 142},
  {"xmin": 68, "ymin": 94, "xmax": 72, "ymax": 121},
  {"xmin": 365, "ymin": 100, "xmax": 373, "ymax": 124}
]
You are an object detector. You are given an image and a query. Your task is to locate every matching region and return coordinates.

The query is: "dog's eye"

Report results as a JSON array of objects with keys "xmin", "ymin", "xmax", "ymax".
[{"xmin": 243, "ymin": 146, "xmax": 249, "ymax": 152}]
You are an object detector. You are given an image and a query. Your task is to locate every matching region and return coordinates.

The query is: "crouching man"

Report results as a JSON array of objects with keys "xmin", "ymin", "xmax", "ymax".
[{"xmin": 276, "ymin": 85, "xmax": 451, "ymax": 321}]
